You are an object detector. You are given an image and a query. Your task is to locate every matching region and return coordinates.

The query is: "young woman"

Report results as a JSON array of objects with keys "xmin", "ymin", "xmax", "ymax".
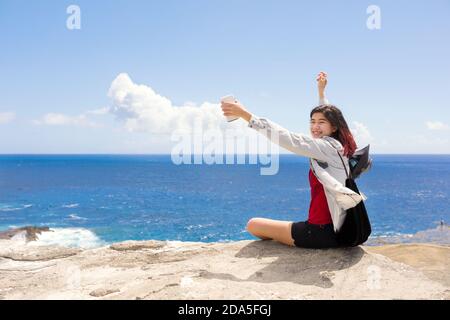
[{"xmin": 220, "ymin": 72, "xmax": 365, "ymax": 249}]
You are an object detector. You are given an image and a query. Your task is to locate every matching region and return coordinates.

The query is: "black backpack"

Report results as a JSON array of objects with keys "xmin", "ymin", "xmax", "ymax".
[
  {"xmin": 334, "ymin": 146, "xmax": 372, "ymax": 247},
  {"xmin": 348, "ymin": 144, "xmax": 372, "ymax": 180}
]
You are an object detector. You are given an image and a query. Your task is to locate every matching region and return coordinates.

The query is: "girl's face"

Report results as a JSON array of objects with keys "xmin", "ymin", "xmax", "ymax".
[{"xmin": 310, "ymin": 112, "xmax": 337, "ymax": 138}]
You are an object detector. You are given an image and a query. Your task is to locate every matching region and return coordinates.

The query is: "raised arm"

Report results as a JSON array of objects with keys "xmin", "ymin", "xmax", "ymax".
[{"xmin": 317, "ymin": 71, "xmax": 330, "ymax": 105}]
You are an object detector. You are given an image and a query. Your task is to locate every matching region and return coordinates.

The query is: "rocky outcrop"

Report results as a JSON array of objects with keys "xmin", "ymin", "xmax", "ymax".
[
  {"xmin": 0, "ymin": 238, "xmax": 448, "ymax": 300},
  {"xmin": 0, "ymin": 226, "xmax": 51, "ymax": 242}
]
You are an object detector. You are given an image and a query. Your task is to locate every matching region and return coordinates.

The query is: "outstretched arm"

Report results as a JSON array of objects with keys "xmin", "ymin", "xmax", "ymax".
[
  {"xmin": 220, "ymin": 99, "xmax": 332, "ymax": 161},
  {"xmin": 317, "ymin": 71, "xmax": 330, "ymax": 105}
]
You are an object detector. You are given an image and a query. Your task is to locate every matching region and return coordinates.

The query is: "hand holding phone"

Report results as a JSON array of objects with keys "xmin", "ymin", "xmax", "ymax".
[{"xmin": 220, "ymin": 94, "xmax": 239, "ymax": 122}]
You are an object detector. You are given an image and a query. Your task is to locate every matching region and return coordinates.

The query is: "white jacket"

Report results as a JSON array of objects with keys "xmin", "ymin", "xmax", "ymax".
[{"xmin": 247, "ymin": 97, "xmax": 367, "ymax": 232}]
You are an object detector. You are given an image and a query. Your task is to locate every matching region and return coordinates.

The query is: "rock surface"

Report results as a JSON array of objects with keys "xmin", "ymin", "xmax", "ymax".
[
  {"xmin": 0, "ymin": 238, "xmax": 448, "ymax": 300},
  {"xmin": 0, "ymin": 226, "xmax": 51, "ymax": 242}
]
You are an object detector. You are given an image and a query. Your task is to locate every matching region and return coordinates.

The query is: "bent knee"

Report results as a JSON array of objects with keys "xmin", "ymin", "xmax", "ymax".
[
  {"xmin": 246, "ymin": 217, "xmax": 265, "ymax": 232},
  {"xmin": 246, "ymin": 218, "xmax": 255, "ymax": 232}
]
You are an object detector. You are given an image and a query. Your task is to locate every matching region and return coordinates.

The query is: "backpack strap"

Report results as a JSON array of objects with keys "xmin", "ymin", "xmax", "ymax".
[
  {"xmin": 323, "ymin": 137, "xmax": 351, "ymax": 179},
  {"xmin": 335, "ymin": 149, "xmax": 351, "ymax": 179}
]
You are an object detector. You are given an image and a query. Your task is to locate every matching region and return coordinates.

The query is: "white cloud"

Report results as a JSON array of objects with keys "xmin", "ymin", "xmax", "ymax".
[
  {"xmin": 0, "ymin": 112, "xmax": 15, "ymax": 124},
  {"xmin": 33, "ymin": 112, "xmax": 100, "ymax": 128},
  {"xmin": 405, "ymin": 134, "xmax": 450, "ymax": 153},
  {"xmin": 33, "ymin": 106, "xmax": 110, "ymax": 128},
  {"xmin": 350, "ymin": 121, "xmax": 374, "ymax": 147},
  {"xmin": 86, "ymin": 107, "xmax": 110, "ymax": 115},
  {"xmin": 107, "ymin": 73, "xmax": 244, "ymax": 134},
  {"xmin": 425, "ymin": 121, "xmax": 449, "ymax": 131},
  {"xmin": 414, "ymin": 134, "xmax": 449, "ymax": 145}
]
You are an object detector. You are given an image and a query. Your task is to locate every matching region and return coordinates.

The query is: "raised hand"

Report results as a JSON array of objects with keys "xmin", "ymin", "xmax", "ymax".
[{"xmin": 316, "ymin": 71, "xmax": 328, "ymax": 92}]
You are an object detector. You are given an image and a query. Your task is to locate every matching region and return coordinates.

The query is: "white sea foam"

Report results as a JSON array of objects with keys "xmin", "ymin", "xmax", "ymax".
[
  {"xmin": 68, "ymin": 214, "xmax": 88, "ymax": 220},
  {"xmin": 0, "ymin": 204, "xmax": 33, "ymax": 212},
  {"xmin": 62, "ymin": 203, "xmax": 79, "ymax": 208},
  {"xmin": 185, "ymin": 223, "xmax": 214, "ymax": 231},
  {"xmin": 28, "ymin": 228, "xmax": 106, "ymax": 249},
  {"xmin": 0, "ymin": 207, "xmax": 22, "ymax": 212}
]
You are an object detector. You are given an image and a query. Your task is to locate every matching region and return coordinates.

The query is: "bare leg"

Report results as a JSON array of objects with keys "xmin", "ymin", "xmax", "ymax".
[{"xmin": 246, "ymin": 217, "xmax": 295, "ymax": 247}]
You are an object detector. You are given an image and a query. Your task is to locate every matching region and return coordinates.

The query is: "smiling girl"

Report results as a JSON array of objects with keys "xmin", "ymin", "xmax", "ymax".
[{"xmin": 220, "ymin": 72, "xmax": 364, "ymax": 249}]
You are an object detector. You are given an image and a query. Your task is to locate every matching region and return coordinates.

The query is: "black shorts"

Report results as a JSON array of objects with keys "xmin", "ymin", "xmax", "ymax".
[{"xmin": 291, "ymin": 221, "xmax": 339, "ymax": 249}]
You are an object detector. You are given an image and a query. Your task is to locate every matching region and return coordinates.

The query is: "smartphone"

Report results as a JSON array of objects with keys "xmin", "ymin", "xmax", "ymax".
[{"xmin": 220, "ymin": 94, "xmax": 239, "ymax": 122}]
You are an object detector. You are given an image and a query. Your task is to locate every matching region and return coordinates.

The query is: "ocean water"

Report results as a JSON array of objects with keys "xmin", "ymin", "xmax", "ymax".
[{"xmin": 0, "ymin": 154, "xmax": 449, "ymax": 248}]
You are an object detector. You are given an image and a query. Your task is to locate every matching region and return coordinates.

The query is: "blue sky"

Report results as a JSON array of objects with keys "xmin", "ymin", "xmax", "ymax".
[{"xmin": 0, "ymin": 0, "xmax": 449, "ymax": 154}]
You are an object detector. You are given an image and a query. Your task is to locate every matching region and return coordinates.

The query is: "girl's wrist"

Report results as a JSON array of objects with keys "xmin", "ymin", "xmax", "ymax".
[
  {"xmin": 319, "ymin": 91, "xmax": 325, "ymax": 99},
  {"xmin": 240, "ymin": 110, "xmax": 252, "ymax": 122}
]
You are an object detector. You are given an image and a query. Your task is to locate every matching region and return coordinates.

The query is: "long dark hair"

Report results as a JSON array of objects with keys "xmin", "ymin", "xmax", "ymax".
[{"xmin": 310, "ymin": 104, "xmax": 357, "ymax": 158}]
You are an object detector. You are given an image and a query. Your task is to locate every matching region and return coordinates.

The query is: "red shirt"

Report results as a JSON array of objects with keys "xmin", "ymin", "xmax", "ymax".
[{"xmin": 308, "ymin": 168, "xmax": 332, "ymax": 225}]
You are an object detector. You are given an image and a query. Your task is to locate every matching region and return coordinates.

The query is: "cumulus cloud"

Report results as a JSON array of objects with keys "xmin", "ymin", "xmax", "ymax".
[
  {"xmin": 30, "ymin": 72, "xmax": 249, "ymax": 152},
  {"xmin": 425, "ymin": 121, "xmax": 449, "ymax": 131},
  {"xmin": 0, "ymin": 112, "xmax": 15, "ymax": 124},
  {"xmin": 350, "ymin": 121, "xmax": 374, "ymax": 147},
  {"xmin": 107, "ymin": 73, "xmax": 243, "ymax": 135}
]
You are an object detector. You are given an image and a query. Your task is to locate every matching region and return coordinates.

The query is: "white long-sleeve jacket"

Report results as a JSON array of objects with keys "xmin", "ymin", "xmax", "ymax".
[{"xmin": 247, "ymin": 97, "xmax": 367, "ymax": 232}]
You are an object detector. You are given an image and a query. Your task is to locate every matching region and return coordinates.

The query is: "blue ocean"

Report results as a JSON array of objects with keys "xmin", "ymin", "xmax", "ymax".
[{"xmin": 1, "ymin": 154, "xmax": 449, "ymax": 248}]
